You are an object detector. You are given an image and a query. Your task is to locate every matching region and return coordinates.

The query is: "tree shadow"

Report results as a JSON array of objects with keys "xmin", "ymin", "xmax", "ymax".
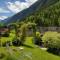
[
  {"xmin": 23, "ymin": 44, "xmax": 34, "ymax": 48},
  {"xmin": 47, "ymin": 48, "xmax": 60, "ymax": 56}
]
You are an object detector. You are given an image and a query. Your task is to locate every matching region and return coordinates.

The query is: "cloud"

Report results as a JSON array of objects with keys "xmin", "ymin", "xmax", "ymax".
[
  {"xmin": 0, "ymin": 8, "xmax": 10, "ymax": 13},
  {"xmin": 0, "ymin": 16, "xmax": 8, "ymax": 20},
  {"xmin": 25, "ymin": 0, "xmax": 38, "ymax": 5},
  {"xmin": 7, "ymin": 0, "xmax": 38, "ymax": 13}
]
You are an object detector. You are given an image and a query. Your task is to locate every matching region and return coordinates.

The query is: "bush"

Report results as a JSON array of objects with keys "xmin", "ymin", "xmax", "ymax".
[
  {"xmin": 2, "ymin": 33, "xmax": 9, "ymax": 37},
  {"xmin": 12, "ymin": 39, "xmax": 22, "ymax": 46},
  {"xmin": 3, "ymin": 41, "xmax": 12, "ymax": 47},
  {"xmin": 0, "ymin": 53, "xmax": 5, "ymax": 59},
  {"xmin": 36, "ymin": 32, "xmax": 41, "ymax": 38},
  {"xmin": 34, "ymin": 32, "xmax": 42, "ymax": 46},
  {"xmin": 20, "ymin": 35, "xmax": 25, "ymax": 45},
  {"xmin": 42, "ymin": 31, "xmax": 60, "ymax": 55},
  {"xmin": 42, "ymin": 32, "xmax": 60, "ymax": 48}
]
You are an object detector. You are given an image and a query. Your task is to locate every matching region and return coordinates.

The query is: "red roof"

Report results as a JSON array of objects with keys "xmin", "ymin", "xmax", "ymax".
[{"xmin": 0, "ymin": 28, "xmax": 9, "ymax": 33}]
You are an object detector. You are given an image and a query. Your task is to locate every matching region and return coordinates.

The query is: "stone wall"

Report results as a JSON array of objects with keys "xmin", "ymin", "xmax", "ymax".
[{"xmin": 37, "ymin": 27, "xmax": 60, "ymax": 33}]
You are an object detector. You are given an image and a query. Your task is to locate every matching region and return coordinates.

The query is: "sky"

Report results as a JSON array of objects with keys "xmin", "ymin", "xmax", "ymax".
[{"xmin": 0, "ymin": 0, "xmax": 38, "ymax": 20}]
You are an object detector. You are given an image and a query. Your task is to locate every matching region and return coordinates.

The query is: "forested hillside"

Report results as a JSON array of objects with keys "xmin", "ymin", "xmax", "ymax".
[
  {"xmin": 2, "ymin": 0, "xmax": 59, "ymax": 25},
  {"xmin": 22, "ymin": 0, "xmax": 60, "ymax": 27}
]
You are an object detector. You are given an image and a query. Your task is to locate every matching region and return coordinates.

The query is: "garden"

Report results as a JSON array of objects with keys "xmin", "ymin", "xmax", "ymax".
[{"xmin": 0, "ymin": 22, "xmax": 60, "ymax": 60}]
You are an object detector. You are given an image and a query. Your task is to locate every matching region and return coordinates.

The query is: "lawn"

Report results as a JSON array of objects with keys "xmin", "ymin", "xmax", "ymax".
[
  {"xmin": 0, "ymin": 37, "xmax": 60, "ymax": 60},
  {"xmin": 1, "ymin": 30, "xmax": 15, "ymax": 43}
]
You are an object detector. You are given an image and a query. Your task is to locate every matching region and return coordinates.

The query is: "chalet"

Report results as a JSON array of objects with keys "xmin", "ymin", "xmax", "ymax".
[{"xmin": 0, "ymin": 26, "xmax": 9, "ymax": 37}]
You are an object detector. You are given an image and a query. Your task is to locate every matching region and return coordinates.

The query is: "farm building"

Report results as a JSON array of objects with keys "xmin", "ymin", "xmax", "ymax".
[{"xmin": 0, "ymin": 26, "xmax": 9, "ymax": 37}]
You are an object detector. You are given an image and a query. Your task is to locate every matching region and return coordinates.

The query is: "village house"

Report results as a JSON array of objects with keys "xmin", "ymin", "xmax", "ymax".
[{"xmin": 0, "ymin": 26, "xmax": 9, "ymax": 37}]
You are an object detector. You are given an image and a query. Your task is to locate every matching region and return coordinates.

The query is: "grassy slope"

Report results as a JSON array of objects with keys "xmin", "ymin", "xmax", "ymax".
[{"xmin": 0, "ymin": 37, "xmax": 60, "ymax": 60}]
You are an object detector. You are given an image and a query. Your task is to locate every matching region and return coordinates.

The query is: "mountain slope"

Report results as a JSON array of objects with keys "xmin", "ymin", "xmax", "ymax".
[
  {"xmin": 23, "ymin": 0, "xmax": 60, "ymax": 26},
  {"xmin": 3, "ymin": 0, "xmax": 59, "ymax": 25}
]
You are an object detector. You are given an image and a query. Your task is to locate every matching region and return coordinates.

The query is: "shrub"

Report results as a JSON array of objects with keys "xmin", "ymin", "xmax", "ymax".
[
  {"xmin": 20, "ymin": 34, "xmax": 25, "ymax": 45},
  {"xmin": 36, "ymin": 32, "xmax": 41, "ymax": 38},
  {"xmin": 3, "ymin": 41, "xmax": 12, "ymax": 47},
  {"xmin": 42, "ymin": 32, "xmax": 60, "ymax": 48},
  {"xmin": 42, "ymin": 31, "xmax": 60, "ymax": 55},
  {"xmin": 33, "ymin": 32, "xmax": 42, "ymax": 46},
  {"xmin": 2, "ymin": 33, "xmax": 9, "ymax": 37},
  {"xmin": 12, "ymin": 38, "xmax": 22, "ymax": 46},
  {"xmin": 0, "ymin": 53, "xmax": 5, "ymax": 59}
]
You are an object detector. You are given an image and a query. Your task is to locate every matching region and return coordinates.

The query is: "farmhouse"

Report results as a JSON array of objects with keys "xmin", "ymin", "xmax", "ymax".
[{"xmin": 0, "ymin": 26, "xmax": 9, "ymax": 37}]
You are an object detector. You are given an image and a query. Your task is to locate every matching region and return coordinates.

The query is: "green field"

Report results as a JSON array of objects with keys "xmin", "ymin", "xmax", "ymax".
[{"xmin": 0, "ymin": 37, "xmax": 60, "ymax": 60}]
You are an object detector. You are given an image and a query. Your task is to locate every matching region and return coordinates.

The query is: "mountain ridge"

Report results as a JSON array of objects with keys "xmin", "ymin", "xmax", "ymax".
[{"xmin": 1, "ymin": 0, "xmax": 59, "ymax": 25}]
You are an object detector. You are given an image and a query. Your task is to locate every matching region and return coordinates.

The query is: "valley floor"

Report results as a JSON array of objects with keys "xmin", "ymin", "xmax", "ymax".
[{"xmin": 0, "ymin": 37, "xmax": 60, "ymax": 60}]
